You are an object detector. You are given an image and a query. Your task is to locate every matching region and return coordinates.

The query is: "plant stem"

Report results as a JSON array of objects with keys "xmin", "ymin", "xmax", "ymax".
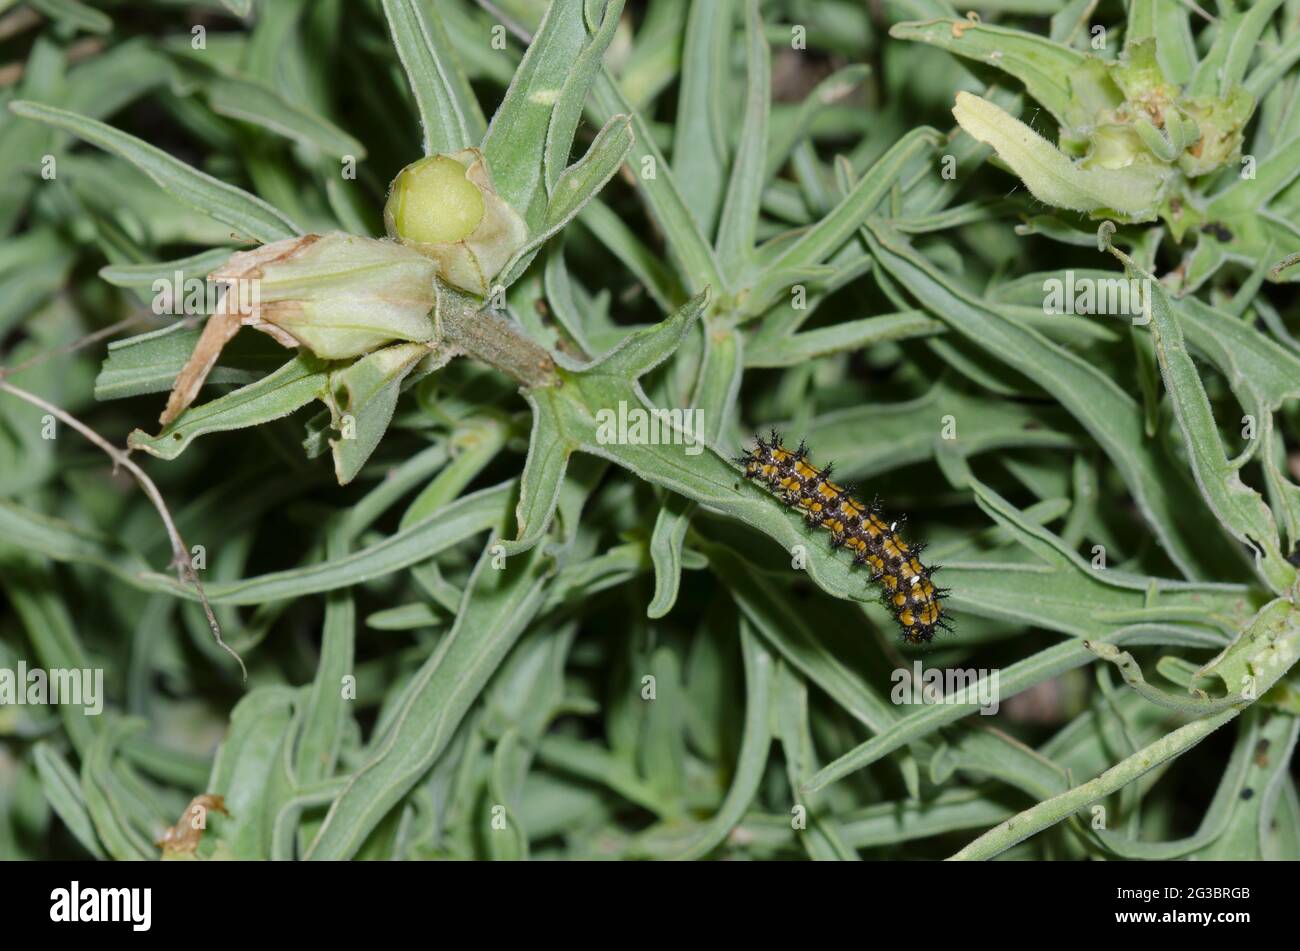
[
  {"xmin": 0, "ymin": 378, "xmax": 246, "ymax": 679},
  {"xmin": 434, "ymin": 280, "xmax": 558, "ymax": 389},
  {"xmin": 948, "ymin": 706, "xmax": 1241, "ymax": 860}
]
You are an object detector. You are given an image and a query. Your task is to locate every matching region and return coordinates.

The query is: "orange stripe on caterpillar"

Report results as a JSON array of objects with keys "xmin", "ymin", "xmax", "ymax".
[{"xmin": 737, "ymin": 430, "xmax": 951, "ymax": 644}]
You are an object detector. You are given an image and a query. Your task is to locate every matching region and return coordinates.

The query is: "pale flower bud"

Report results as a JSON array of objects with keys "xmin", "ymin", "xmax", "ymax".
[
  {"xmin": 211, "ymin": 232, "xmax": 438, "ymax": 359},
  {"xmin": 159, "ymin": 232, "xmax": 437, "ymax": 426}
]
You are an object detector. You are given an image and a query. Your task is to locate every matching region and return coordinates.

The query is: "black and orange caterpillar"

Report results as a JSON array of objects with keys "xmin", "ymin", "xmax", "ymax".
[{"xmin": 738, "ymin": 431, "xmax": 951, "ymax": 644}]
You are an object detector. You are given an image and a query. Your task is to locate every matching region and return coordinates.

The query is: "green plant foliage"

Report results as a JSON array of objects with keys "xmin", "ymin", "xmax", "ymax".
[{"xmin": 1, "ymin": 0, "xmax": 1298, "ymax": 863}]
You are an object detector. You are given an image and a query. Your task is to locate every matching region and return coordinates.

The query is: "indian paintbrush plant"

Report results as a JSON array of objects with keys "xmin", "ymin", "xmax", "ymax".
[
  {"xmin": 898, "ymin": 7, "xmax": 1300, "ymax": 293},
  {"xmin": 0, "ymin": 0, "xmax": 1298, "ymax": 864}
]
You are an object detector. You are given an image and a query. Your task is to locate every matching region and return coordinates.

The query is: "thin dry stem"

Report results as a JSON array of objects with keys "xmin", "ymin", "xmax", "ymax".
[
  {"xmin": 0, "ymin": 378, "xmax": 247, "ymax": 679},
  {"xmin": 0, "ymin": 313, "xmax": 151, "ymax": 382}
]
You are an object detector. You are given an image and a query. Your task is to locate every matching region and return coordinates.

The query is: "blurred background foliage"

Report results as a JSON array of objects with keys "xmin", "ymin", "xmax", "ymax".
[{"xmin": 1, "ymin": 0, "xmax": 1298, "ymax": 860}]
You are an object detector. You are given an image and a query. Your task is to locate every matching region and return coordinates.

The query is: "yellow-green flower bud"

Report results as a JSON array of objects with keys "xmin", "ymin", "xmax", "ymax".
[
  {"xmin": 384, "ymin": 148, "xmax": 528, "ymax": 297},
  {"xmin": 386, "ymin": 155, "xmax": 485, "ymax": 243}
]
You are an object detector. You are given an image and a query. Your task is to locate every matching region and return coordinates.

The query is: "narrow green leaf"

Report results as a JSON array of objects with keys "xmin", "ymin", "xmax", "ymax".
[
  {"xmin": 578, "ymin": 199, "xmax": 684, "ymax": 311},
  {"xmin": 672, "ymin": 0, "xmax": 734, "ymax": 236},
  {"xmin": 208, "ymin": 75, "xmax": 367, "ymax": 159},
  {"xmin": 745, "ymin": 311, "xmax": 943, "ymax": 367},
  {"xmin": 1194, "ymin": 711, "xmax": 1299, "ymax": 859},
  {"xmin": 127, "ymin": 353, "xmax": 330, "ymax": 460},
  {"xmin": 585, "ymin": 288, "xmax": 710, "ymax": 380},
  {"xmin": 647, "ymin": 494, "xmax": 694, "ymax": 619},
  {"xmin": 209, "ymin": 687, "xmax": 296, "ymax": 859},
  {"xmin": 891, "ymin": 17, "xmax": 1122, "ymax": 133},
  {"xmin": 591, "ymin": 70, "xmax": 725, "ymax": 293},
  {"xmin": 502, "ymin": 393, "xmax": 573, "ymax": 555},
  {"xmin": 715, "ymin": 0, "xmax": 770, "ymax": 274},
  {"xmin": 1109, "ymin": 246, "xmax": 1294, "ymax": 592},
  {"xmin": 499, "ymin": 114, "xmax": 634, "ymax": 287},
  {"xmin": 646, "ymin": 322, "xmax": 741, "ymax": 617},
  {"xmin": 98, "ymin": 248, "xmax": 235, "ymax": 295},
  {"xmin": 325, "ymin": 343, "xmax": 432, "ymax": 485},
  {"xmin": 381, "ymin": 0, "xmax": 485, "ymax": 155},
  {"xmin": 543, "ymin": 0, "xmax": 625, "ymax": 193},
  {"xmin": 95, "ymin": 322, "xmax": 285, "ymax": 401},
  {"xmin": 33, "ymin": 743, "xmax": 107, "ymax": 860},
  {"xmin": 640, "ymin": 626, "xmax": 773, "ymax": 859},
  {"xmin": 1151, "ymin": 0, "xmax": 1197, "ymax": 85},
  {"xmin": 1220, "ymin": 0, "xmax": 1285, "ymax": 93},
  {"xmin": 8, "ymin": 101, "xmax": 300, "ymax": 243},
  {"xmin": 771, "ymin": 664, "xmax": 857, "ymax": 860},
  {"xmin": 480, "ymin": 0, "xmax": 590, "ymax": 229},
  {"xmin": 80, "ymin": 719, "xmax": 155, "ymax": 861},
  {"xmin": 28, "ymin": 0, "xmax": 111, "ymax": 34},
  {"xmin": 142, "ymin": 483, "xmax": 513, "ymax": 605},
  {"xmin": 306, "ymin": 541, "xmax": 553, "ymax": 860},
  {"xmin": 295, "ymin": 549, "xmax": 355, "ymax": 786},
  {"xmin": 867, "ymin": 220, "xmax": 1234, "ymax": 581},
  {"xmin": 765, "ymin": 65, "xmax": 869, "ymax": 181},
  {"xmin": 744, "ymin": 128, "xmax": 943, "ymax": 317}
]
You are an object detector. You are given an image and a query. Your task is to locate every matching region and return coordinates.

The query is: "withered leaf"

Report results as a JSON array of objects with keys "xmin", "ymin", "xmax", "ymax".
[{"xmin": 157, "ymin": 793, "xmax": 230, "ymax": 858}]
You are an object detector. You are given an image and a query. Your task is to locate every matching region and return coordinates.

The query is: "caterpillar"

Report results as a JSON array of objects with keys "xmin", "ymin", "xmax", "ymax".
[{"xmin": 738, "ymin": 431, "xmax": 950, "ymax": 644}]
